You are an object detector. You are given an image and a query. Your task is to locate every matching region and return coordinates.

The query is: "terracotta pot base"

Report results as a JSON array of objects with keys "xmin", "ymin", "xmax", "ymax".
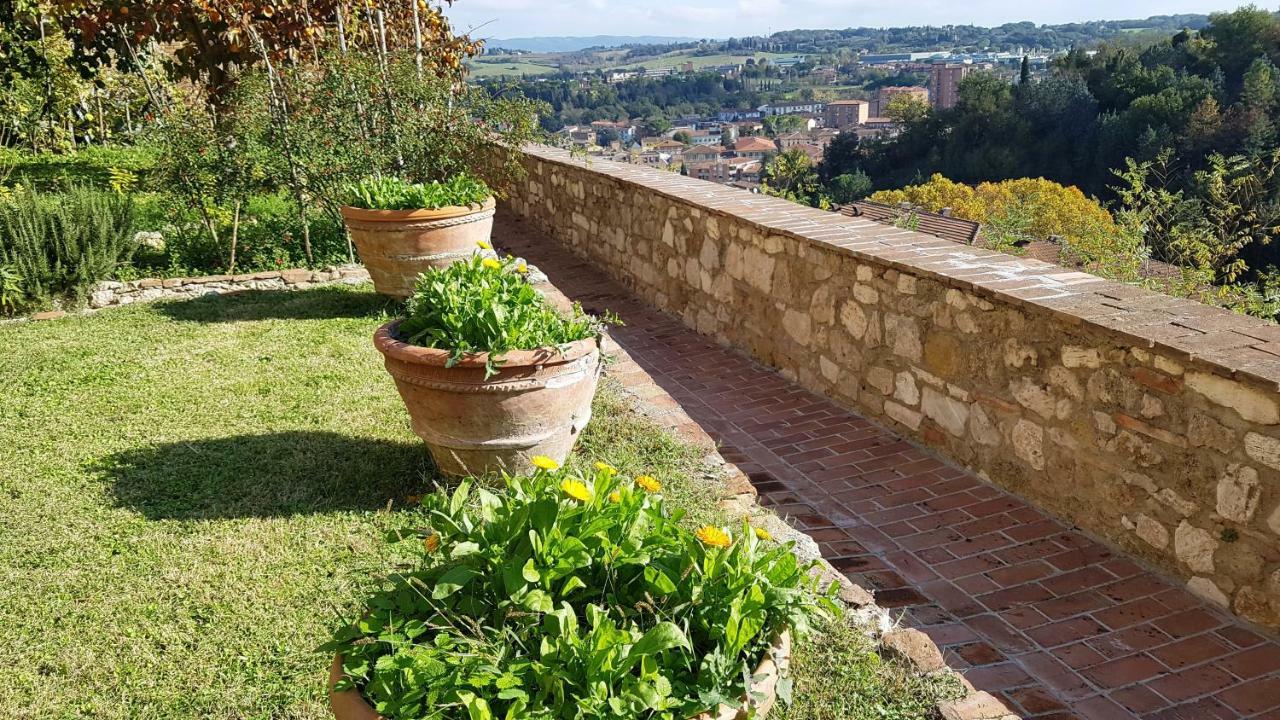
[{"xmin": 374, "ymin": 319, "xmax": 601, "ymax": 477}]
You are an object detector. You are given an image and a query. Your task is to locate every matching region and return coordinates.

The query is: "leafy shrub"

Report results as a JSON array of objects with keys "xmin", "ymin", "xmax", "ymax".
[
  {"xmin": 134, "ymin": 192, "xmax": 350, "ymax": 276},
  {"xmin": 399, "ymin": 253, "xmax": 610, "ymax": 377},
  {"xmin": 0, "ymin": 264, "xmax": 23, "ymax": 315},
  {"xmin": 325, "ymin": 460, "xmax": 838, "ymax": 720},
  {"xmin": 0, "ymin": 145, "xmax": 157, "ymax": 191},
  {"xmin": 0, "ymin": 186, "xmax": 138, "ymax": 309},
  {"xmin": 346, "ymin": 175, "xmax": 492, "ymax": 211}
]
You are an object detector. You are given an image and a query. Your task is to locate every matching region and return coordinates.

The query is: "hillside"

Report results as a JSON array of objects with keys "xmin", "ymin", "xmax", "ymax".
[{"xmin": 486, "ymin": 35, "xmax": 701, "ymax": 52}]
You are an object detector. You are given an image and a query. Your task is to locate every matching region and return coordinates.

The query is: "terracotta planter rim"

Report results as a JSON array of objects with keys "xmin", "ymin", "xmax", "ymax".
[
  {"xmin": 340, "ymin": 197, "xmax": 496, "ymax": 223},
  {"xmin": 374, "ymin": 318, "xmax": 600, "ymax": 369},
  {"xmin": 330, "ymin": 630, "xmax": 790, "ymax": 720}
]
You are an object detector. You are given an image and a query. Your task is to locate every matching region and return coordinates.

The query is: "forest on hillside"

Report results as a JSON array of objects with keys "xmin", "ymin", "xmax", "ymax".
[
  {"xmin": 611, "ymin": 15, "xmax": 1212, "ymax": 59},
  {"xmin": 804, "ymin": 7, "xmax": 1280, "ymax": 318}
]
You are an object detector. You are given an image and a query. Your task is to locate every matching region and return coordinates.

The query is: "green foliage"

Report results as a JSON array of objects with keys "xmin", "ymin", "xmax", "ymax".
[
  {"xmin": 399, "ymin": 254, "xmax": 611, "ymax": 377},
  {"xmin": 1113, "ymin": 149, "xmax": 1280, "ymax": 281},
  {"xmin": 827, "ymin": 171, "xmax": 873, "ymax": 204},
  {"xmin": 0, "ymin": 186, "xmax": 138, "ymax": 310},
  {"xmin": 0, "ymin": 264, "xmax": 23, "ymax": 315},
  {"xmin": 345, "ymin": 175, "xmax": 491, "ymax": 211},
  {"xmin": 0, "ymin": 145, "xmax": 157, "ymax": 190},
  {"xmin": 762, "ymin": 149, "xmax": 826, "ymax": 208},
  {"xmin": 325, "ymin": 463, "xmax": 838, "ymax": 720},
  {"xmin": 774, "ymin": 616, "xmax": 965, "ymax": 720}
]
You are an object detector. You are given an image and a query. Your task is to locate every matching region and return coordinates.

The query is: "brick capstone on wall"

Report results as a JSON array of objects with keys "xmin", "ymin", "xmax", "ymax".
[{"xmin": 507, "ymin": 145, "xmax": 1280, "ymax": 632}]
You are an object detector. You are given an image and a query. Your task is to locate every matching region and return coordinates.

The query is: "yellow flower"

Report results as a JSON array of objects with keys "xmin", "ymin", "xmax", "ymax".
[
  {"xmin": 476, "ymin": 239, "xmax": 492, "ymax": 250},
  {"xmin": 608, "ymin": 491, "xmax": 621, "ymax": 503},
  {"xmin": 531, "ymin": 455, "xmax": 559, "ymax": 471},
  {"xmin": 695, "ymin": 525, "xmax": 731, "ymax": 549},
  {"xmin": 753, "ymin": 526, "xmax": 773, "ymax": 542},
  {"xmin": 635, "ymin": 475, "xmax": 661, "ymax": 492},
  {"xmin": 424, "ymin": 532, "xmax": 440, "ymax": 553},
  {"xmin": 594, "ymin": 461, "xmax": 618, "ymax": 476},
  {"xmin": 561, "ymin": 478, "xmax": 593, "ymax": 503},
  {"xmin": 482, "ymin": 257, "xmax": 502, "ymax": 270},
  {"xmin": 515, "ymin": 261, "xmax": 529, "ymax": 274}
]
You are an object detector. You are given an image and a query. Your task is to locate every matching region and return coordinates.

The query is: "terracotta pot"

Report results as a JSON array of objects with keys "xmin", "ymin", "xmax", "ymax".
[
  {"xmin": 340, "ymin": 198, "xmax": 496, "ymax": 299},
  {"xmin": 374, "ymin": 319, "xmax": 601, "ymax": 477},
  {"xmin": 329, "ymin": 631, "xmax": 791, "ymax": 720}
]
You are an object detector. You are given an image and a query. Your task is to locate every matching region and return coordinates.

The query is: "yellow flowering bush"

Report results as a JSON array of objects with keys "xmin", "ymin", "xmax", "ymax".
[{"xmin": 327, "ymin": 459, "xmax": 838, "ymax": 720}]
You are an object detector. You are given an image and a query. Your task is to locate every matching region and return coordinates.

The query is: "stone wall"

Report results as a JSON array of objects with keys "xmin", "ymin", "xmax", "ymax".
[
  {"xmin": 506, "ymin": 145, "xmax": 1280, "ymax": 631},
  {"xmin": 86, "ymin": 266, "xmax": 370, "ymax": 310}
]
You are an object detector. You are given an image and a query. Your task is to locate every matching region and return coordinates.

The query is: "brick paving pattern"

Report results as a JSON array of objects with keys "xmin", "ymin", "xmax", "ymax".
[{"xmin": 496, "ymin": 214, "xmax": 1280, "ymax": 720}]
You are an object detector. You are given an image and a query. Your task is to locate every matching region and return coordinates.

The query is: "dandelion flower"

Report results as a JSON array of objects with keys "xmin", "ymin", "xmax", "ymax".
[
  {"xmin": 594, "ymin": 461, "xmax": 618, "ymax": 476},
  {"xmin": 635, "ymin": 475, "xmax": 661, "ymax": 492},
  {"xmin": 424, "ymin": 532, "xmax": 440, "ymax": 553},
  {"xmin": 695, "ymin": 525, "xmax": 731, "ymax": 549},
  {"xmin": 516, "ymin": 261, "xmax": 529, "ymax": 274},
  {"xmin": 561, "ymin": 478, "xmax": 593, "ymax": 503},
  {"xmin": 482, "ymin": 257, "xmax": 501, "ymax": 270},
  {"xmin": 476, "ymin": 239, "xmax": 492, "ymax": 250},
  {"xmin": 753, "ymin": 526, "xmax": 773, "ymax": 542},
  {"xmin": 608, "ymin": 491, "xmax": 621, "ymax": 503},
  {"xmin": 531, "ymin": 455, "xmax": 558, "ymax": 471}
]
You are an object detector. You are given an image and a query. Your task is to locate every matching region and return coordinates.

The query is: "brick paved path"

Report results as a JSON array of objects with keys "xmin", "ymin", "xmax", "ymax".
[{"xmin": 495, "ymin": 215, "xmax": 1280, "ymax": 720}]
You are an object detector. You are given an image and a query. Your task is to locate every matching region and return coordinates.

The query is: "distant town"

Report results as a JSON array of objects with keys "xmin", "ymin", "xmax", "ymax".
[{"xmin": 550, "ymin": 53, "xmax": 1033, "ymax": 190}]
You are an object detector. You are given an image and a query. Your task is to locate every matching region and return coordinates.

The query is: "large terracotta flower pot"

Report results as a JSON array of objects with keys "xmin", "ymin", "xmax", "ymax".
[
  {"xmin": 373, "ymin": 319, "xmax": 601, "ymax": 477},
  {"xmin": 340, "ymin": 198, "xmax": 496, "ymax": 299},
  {"xmin": 329, "ymin": 631, "xmax": 791, "ymax": 720}
]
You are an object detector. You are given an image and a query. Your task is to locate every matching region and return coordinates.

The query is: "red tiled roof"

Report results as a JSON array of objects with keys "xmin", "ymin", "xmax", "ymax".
[{"xmin": 734, "ymin": 137, "xmax": 777, "ymax": 152}]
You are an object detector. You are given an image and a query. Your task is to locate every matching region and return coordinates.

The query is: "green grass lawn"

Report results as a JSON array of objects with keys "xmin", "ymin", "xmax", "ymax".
[{"xmin": 0, "ymin": 285, "xmax": 958, "ymax": 718}]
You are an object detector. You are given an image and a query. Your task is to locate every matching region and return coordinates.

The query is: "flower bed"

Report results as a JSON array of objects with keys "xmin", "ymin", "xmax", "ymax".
[{"xmin": 325, "ymin": 457, "xmax": 838, "ymax": 719}]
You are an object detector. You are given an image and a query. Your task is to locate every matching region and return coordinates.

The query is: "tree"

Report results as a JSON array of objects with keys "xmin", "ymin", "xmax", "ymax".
[
  {"xmin": 762, "ymin": 148, "xmax": 821, "ymax": 204},
  {"xmin": 883, "ymin": 94, "xmax": 929, "ymax": 124},
  {"xmin": 48, "ymin": 0, "xmax": 482, "ymax": 109},
  {"xmin": 672, "ymin": 130, "xmax": 691, "ymax": 144},
  {"xmin": 763, "ymin": 114, "xmax": 805, "ymax": 137},
  {"xmin": 817, "ymin": 130, "xmax": 861, "ymax": 182},
  {"xmin": 827, "ymin": 171, "xmax": 873, "ymax": 203},
  {"xmin": 1020, "ymin": 55, "xmax": 1031, "ymax": 84}
]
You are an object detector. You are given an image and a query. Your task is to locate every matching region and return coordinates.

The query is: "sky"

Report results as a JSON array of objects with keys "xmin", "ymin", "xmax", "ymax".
[{"xmin": 442, "ymin": 0, "xmax": 1248, "ymax": 42}]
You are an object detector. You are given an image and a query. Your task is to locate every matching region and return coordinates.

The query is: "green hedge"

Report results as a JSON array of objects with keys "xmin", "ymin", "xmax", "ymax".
[{"xmin": 1, "ymin": 146, "xmax": 157, "ymax": 191}]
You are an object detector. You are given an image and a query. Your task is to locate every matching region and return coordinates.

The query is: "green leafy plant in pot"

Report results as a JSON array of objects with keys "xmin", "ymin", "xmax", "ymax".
[
  {"xmin": 324, "ymin": 458, "xmax": 839, "ymax": 720},
  {"xmin": 341, "ymin": 174, "xmax": 497, "ymax": 299},
  {"xmin": 373, "ymin": 251, "xmax": 611, "ymax": 476}
]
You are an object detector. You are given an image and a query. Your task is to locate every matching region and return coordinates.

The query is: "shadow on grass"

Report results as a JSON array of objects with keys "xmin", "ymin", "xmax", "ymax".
[
  {"xmin": 155, "ymin": 286, "xmax": 401, "ymax": 324},
  {"xmin": 98, "ymin": 431, "xmax": 437, "ymax": 519}
]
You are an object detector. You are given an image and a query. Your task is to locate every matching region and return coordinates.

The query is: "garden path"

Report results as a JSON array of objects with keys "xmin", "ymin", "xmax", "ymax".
[{"xmin": 494, "ymin": 213, "xmax": 1280, "ymax": 720}]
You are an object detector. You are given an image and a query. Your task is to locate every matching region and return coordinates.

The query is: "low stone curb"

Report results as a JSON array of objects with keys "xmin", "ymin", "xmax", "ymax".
[
  {"xmin": 4, "ymin": 266, "xmax": 372, "ymax": 324},
  {"xmin": 87, "ymin": 266, "xmax": 372, "ymax": 309},
  {"xmin": 537, "ymin": 282, "xmax": 1022, "ymax": 720}
]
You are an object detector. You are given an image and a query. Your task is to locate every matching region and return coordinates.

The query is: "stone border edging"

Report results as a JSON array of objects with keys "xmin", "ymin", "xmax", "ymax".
[
  {"xmin": 4, "ymin": 266, "xmax": 373, "ymax": 323},
  {"xmin": 87, "ymin": 266, "xmax": 372, "ymax": 309}
]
